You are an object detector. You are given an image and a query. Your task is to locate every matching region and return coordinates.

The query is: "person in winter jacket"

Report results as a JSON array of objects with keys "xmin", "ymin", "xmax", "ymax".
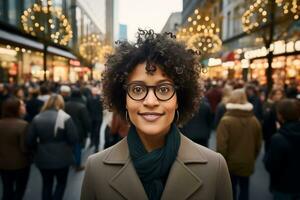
[
  {"xmin": 180, "ymin": 97, "xmax": 213, "ymax": 147},
  {"xmin": 0, "ymin": 97, "xmax": 29, "ymax": 200},
  {"xmin": 217, "ymin": 88, "xmax": 262, "ymax": 200},
  {"xmin": 265, "ymin": 98, "xmax": 300, "ymax": 200},
  {"xmin": 65, "ymin": 88, "xmax": 92, "ymax": 171},
  {"xmin": 27, "ymin": 94, "xmax": 78, "ymax": 200}
]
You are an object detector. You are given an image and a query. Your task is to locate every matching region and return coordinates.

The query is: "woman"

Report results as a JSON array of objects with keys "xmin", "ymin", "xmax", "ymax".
[
  {"xmin": 81, "ymin": 29, "xmax": 232, "ymax": 200},
  {"xmin": 0, "ymin": 97, "xmax": 30, "ymax": 200},
  {"xmin": 216, "ymin": 89, "xmax": 262, "ymax": 200},
  {"xmin": 27, "ymin": 94, "xmax": 78, "ymax": 200}
]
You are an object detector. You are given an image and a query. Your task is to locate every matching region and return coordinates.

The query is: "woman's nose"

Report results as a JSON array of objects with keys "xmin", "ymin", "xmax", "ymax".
[{"xmin": 143, "ymin": 88, "xmax": 159, "ymax": 106}]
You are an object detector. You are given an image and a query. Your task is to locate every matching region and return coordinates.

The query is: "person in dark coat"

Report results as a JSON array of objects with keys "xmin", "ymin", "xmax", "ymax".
[
  {"xmin": 0, "ymin": 97, "xmax": 30, "ymax": 200},
  {"xmin": 265, "ymin": 98, "xmax": 300, "ymax": 199},
  {"xmin": 59, "ymin": 85, "xmax": 71, "ymax": 103},
  {"xmin": 180, "ymin": 98, "xmax": 213, "ymax": 147},
  {"xmin": 245, "ymin": 84, "xmax": 263, "ymax": 122},
  {"xmin": 87, "ymin": 87, "xmax": 103, "ymax": 152},
  {"xmin": 262, "ymin": 88, "xmax": 284, "ymax": 153},
  {"xmin": 27, "ymin": 94, "xmax": 78, "ymax": 200},
  {"xmin": 65, "ymin": 88, "xmax": 92, "ymax": 171},
  {"xmin": 24, "ymin": 87, "xmax": 44, "ymax": 122},
  {"xmin": 214, "ymin": 84, "xmax": 233, "ymax": 129},
  {"xmin": 0, "ymin": 83, "xmax": 11, "ymax": 118}
]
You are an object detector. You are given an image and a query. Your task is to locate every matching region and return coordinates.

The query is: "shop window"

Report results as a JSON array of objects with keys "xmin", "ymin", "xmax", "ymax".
[{"xmin": 8, "ymin": 0, "xmax": 17, "ymax": 25}]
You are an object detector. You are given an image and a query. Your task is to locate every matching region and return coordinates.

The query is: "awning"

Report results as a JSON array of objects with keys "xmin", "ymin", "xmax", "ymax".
[
  {"xmin": 47, "ymin": 46, "xmax": 77, "ymax": 60},
  {"xmin": 0, "ymin": 29, "xmax": 44, "ymax": 50},
  {"xmin": 221, "ymin": 51, "xmax": 236, "ymax": 62}
]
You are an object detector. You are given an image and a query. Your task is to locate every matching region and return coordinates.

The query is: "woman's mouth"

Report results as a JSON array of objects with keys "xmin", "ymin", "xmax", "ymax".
[{"xmin": 138, "ymin": 112, "xmax": 164, "ymax": 122}]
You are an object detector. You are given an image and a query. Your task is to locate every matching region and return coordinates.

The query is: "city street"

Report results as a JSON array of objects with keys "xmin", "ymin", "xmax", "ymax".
[{"xmin": 1, "ymin": 133, "xmax": 273, "ymax": 200}]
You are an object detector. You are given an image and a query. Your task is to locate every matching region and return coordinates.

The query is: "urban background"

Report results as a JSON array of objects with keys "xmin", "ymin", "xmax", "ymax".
[{"xmin": 0, "ymin": 0, "xmax": 299, "ymax": 199}]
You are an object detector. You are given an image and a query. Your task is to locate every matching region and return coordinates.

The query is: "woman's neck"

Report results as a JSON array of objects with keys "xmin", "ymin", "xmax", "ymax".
[{"xmin": 136, "ymin": 128, "xmax": 172, "ymax": 152}]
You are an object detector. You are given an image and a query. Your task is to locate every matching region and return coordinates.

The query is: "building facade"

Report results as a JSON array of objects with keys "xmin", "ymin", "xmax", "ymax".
[
  {"xmin": 179, "ymin": 0, "xmax": 300, "ymax": 85},
  {"xmin": 161, "ymin": 12, "xmax": 182, "ymax": 34},
  {"xmin": 0, "ymin": 0, "xmax": 106, "ymax": 83},
  {"xmin": 119, "ymin": 24, "xmax": 128, "ymax": 41}
]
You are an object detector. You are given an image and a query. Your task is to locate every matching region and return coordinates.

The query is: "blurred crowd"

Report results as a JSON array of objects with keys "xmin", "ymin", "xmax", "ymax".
[{"xmin": 0, "ymin": 77, "xmax": 299, "ymax": 200}]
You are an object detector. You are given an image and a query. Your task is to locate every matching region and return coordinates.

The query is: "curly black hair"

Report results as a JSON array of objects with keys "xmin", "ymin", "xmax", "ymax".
[{"xmin": 101, "ymin": 29, "xmax": 203, "ymax": 125}]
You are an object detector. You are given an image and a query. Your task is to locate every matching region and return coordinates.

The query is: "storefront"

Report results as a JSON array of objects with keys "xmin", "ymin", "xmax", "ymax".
[
  {"xmin": 0, "ymin": 45, "xmax": 19, "ymax": 83},
  {"xmin": 245, "ymin": 40, "xmax": 300, "ymax": 85},
  {"xmin": 0, "ymin": 41, "xmax": 83, "ymax": 83},
  {"xmin": 204, "ymin": 58, "xmax": 243, "ymax": 80}
]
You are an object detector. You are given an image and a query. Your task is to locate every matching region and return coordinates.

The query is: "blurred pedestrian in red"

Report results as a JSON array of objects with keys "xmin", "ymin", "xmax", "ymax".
[
  {"xmin": 217, "ymin": 88, "xmax": 262, "ymax": 200},
  {"xmin": 105, "ymin": 112, "xmax": 130, "ymax": 148},
  {"xmin": 0, "ymin": 97, "xmax": 30, "ymax": 200}
]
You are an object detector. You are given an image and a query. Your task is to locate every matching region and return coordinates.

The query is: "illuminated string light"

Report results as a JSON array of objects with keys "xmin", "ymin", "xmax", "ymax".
[
  {"xmin": 21, "ymin": 0, "xmax": 73, "ymax": 46},
  {"xmin": 242, "ymin": 0, "xmax": 300, "ymax": 33},
  {"xmin": 176, "ymin": 7, "xmax": 222, "ymax": 54}
]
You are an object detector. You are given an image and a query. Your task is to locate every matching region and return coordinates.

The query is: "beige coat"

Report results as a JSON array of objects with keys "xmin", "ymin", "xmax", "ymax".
[
  {"xmin": 81, "ymin": 134, "xmax": 232, "ymax": 200},
  {"xmin": 216, "ymin": 103, "xmax": 262, "ymax": 177}
]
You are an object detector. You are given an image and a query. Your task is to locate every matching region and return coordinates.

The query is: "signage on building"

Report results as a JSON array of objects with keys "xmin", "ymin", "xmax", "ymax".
[
  {"xmin": 69, "ymin": 59, "xmax": 81, "ymax": 66},
  {"xmin": 244, "ymin": 40, "xmax": 300, "ymax": 60}
]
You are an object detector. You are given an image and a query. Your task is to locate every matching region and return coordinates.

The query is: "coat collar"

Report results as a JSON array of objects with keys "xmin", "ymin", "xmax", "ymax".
[
  {"xmin": 104, "ymin": 134, "xmax": 207, "ymax": 199},
  {"xmin": 225, "ymin": 102, "xmax": 253, "ymax": 111},
  {"xmin": 103, "ymin": 134, "xmax": 208, "ymax": 164}
]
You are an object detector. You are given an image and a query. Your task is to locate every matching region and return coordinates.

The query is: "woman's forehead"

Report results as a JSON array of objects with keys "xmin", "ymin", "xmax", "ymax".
[{"xmin": 127, "ymin": 62, "xmax": 173, "ymax": 83}]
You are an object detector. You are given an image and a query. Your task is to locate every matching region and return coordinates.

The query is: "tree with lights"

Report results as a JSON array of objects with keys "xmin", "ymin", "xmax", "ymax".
[
  {"xmin": 242, "ymin": 0, "xmax": 300, "ymax": 91},
  {"xmin": 21, "ymin": 0, "xmax": 73, "ymax": 81}
]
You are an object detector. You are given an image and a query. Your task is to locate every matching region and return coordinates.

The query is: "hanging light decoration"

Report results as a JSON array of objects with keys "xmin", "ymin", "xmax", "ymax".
[
  {"xmin": 79, "ymin": 33, "xmax": 102, "ymax": 64},
  {"xmin": 176, "ymin": 8, "xmax": 222, "ymax": 54},
  {"xmin": 21, "ymin": 0, "xmax": 73, "ymax": 46},
  {"xmin": 98, "ymin": 45, "xmax": 114, "ymax": 63},
  {"xmin": 242, "ymin": 0, "xmax": 300, "ymax": 33}
]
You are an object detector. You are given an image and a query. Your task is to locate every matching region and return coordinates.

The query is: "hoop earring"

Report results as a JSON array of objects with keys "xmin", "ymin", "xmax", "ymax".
[
  {"xmin": 125, "ymin": 110, "xmax": 130, "ymax": 123},
  {"xmin": 176, "ymin": 110, "xmax": 180, "ymax": 124}
]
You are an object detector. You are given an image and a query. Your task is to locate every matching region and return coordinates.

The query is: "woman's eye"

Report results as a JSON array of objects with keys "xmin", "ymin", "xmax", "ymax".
[
  {"xmin": 132, "ymin": 86, "xmax": 145, "ymax": 94},
  {"xmin": 158, "ymin": 86, "xmax": 170, "ymax": 93}
]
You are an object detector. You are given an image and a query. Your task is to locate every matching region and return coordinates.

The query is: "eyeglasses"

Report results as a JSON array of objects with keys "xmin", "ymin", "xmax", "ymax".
[{"xmin": 124, "ymin": 82, "xmax": 177, "ymax": 101}]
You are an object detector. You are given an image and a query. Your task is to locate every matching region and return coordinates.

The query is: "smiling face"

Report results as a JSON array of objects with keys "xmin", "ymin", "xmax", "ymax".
[{"xmin": 126, "ymin": 62, "xmax": 178, "ymax": 138}]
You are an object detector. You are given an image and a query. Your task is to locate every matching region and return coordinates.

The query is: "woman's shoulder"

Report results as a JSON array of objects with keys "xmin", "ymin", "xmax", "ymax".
[
  {"xmin": 178, "ymin": 134, "xmax": 224, "ymax": 164},
  {"xmin": 86, "ymin": 137, "xmax": 129, "ymax": 167}
]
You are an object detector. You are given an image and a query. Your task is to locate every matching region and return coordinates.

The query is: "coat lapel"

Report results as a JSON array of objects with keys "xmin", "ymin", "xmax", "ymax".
[
  {"xmin": 161, "ymin": 159, "xmax": 203, "ymax": 200},
  {"xmin": 104, "ymin": 134, "xmax": 208, "ymax": 200},
  {"xmin": 161, "ymin": 135, "xmax": 208, "ymax": 200},
  {"xmin": 104, "ymin": 138, "xmax": 148, "ymax": 200},
  {"xmin": 109, "ymin": 159, "xmax": 148, "ymax": 199}
]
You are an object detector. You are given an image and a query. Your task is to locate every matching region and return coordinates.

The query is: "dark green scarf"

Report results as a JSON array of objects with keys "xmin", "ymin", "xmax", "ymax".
[{"xmin": 127, "ymin": 123, "xmax": 180, "ymax": 200}]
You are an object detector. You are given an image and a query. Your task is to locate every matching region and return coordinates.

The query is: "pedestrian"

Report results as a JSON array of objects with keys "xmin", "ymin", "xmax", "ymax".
[
  {"xmin": 81, "ymin": 29, "xmax": 232, "ymax": 200},
  {"xmin": 262, "ymin": 88, "xmax": 284, "ymax": 153},
  {"xmin": 216, "ymin": 88, "xmax": 262, "ymax": 200},
  {"xmin": 214, "ymin": 84, "xmax": 233, "ymax": 129},
  {"xmin": 24, "ymin": 87, "xmax": 44, "ymax": 122},
  {"xmin": 65, "ymin": 88, "xmax": 91, "ymax": 171},
  {"xmin": 59, "ymin": 85, "xmax": 71, "ymax": 103},
  {"xmin": 27, "ymin": 94, "xmax": 78, "ymax": 200},
  {"xmin": 245, "ymin": 84, "xmax": 263, "ymax": 122},
  {"xmin": 264, "ymin": 98, "xmax": 300, "ymax": 200},
  {"xmin": 180, "ymin": 97, "xmax": 213, "ymax": 147},
  {"xmin": 105, "ymin": 111, "xmax": 130, "ymax": 148},
  {"xmin": 0, "ymin": 97, "xmax": 30, "ymax": 200},
  {"xmin": 87, "ymin": 86, "xmax": 103, "ymax": 152}
]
